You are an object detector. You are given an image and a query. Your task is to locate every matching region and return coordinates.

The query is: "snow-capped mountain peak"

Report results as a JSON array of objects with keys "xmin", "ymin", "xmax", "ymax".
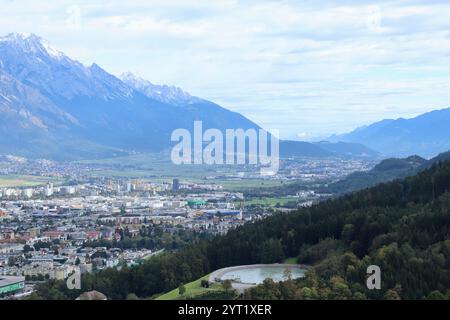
[
  {"xmin": 0, "ymin": 33, "xmax": 64, "ymax": 59},
  {"xmin": 0, "ymin": 33, "xmax": 134, "ymax": 100},
  {"xmin": 0, "ymin": 33, "xmax": 199, "ymax": 105},
  {"xmin": 120, "ymin": 72, "xmax": 202, "ymax": 106}
]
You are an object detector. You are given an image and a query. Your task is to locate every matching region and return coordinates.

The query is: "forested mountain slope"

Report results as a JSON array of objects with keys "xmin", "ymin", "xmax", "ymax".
[{"xmin": 327, "ymin": 151, "xmax": 450, "ymax": 195}]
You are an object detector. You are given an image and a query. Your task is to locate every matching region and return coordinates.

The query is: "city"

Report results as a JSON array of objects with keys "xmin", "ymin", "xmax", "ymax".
[{"xmin": 0, "ymin": 154, "xmax": 374, "ymax": 299}]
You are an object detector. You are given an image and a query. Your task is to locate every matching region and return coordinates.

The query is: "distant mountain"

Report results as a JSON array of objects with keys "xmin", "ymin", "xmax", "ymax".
[
  {"xmin": 331, "ymin": 108, "xmax": 450, "ymax": 158},
  {"xmin": 278, "ymin": 140, "xmax": 379, "ymax": 158},
  {"xmin": 0, "ymin": 68, "xmax": 119, "ymax": 159},
  {"xmin": 425, "ymin": 150, "xmax": 450, "ymax": 166},
  {"xmin": 0, "ymin": 33, "xmax": 260, "ymax": 159},
  {"xmin": 326, "ymin": 151, "xmax": 450, "ymax": 194},
  {"xmin": 120, "ymin": 72, "xmax": 202, "ymax": 106},
  {"xmin": 279, "ymin": 140, "xmax": 332, "ymax": 158},
  {"xmin": 313, "ymin": 141, "xmax": 379, "ymax": 158},
  {"xmin": 0, "ymin": 33, "xmax": 378, "ymax": 161}
]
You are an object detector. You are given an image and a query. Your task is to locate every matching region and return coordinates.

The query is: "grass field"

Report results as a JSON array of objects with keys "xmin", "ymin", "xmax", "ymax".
[
  {"xmin": 0, "ymin": 175, "xmax": 61, "ymax": 187},
  {"xmin": 155, "ymin": 274, "xmax": 221, "ymax": 300},
  {"xmin": 80, "ymin": 153, "xmax": 232, "ymax": 180},
  {"xmin": 243, "ymin": 196, "xmax": 297, "ymax": 206},
  {"xmin": 78, "ymin": 153, "xmax": 301, "ymax": 191},
  {"xmin": 218, "ymin": 179, "xmax": 290, "ymax": 191},
  {"xmin": 77, "ymin": 153, "xmax": 305, "ymax": 193},
  {"xmin": 283, "ymin": 257, "xmax": 298, "ymax": 264}
]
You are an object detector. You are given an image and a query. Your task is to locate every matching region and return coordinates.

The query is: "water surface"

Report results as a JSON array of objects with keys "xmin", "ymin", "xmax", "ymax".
[{"xmin": 220, "ymin": 265, "xmax": 306, "ymax": 284}]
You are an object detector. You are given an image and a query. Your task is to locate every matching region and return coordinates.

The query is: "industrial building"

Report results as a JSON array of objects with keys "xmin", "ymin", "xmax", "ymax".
[{"xmin": 0, "ymin": 276, "xmax": 25, "ymax": 297}]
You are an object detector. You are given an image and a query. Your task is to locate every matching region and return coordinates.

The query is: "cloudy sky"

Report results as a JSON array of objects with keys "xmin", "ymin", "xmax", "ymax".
[{"xmin": 1, "ymin": 0, "xmax": 450, "ymax": 140}]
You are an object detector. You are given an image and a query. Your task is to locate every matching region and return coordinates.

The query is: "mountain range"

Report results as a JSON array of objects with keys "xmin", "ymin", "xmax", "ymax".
[
  {"xmin": 326, "ymin": 150, "xmax": 450, "ymax": 194},
  {"xmin": 331, "ymin": 108, "xmax": 450, "ymax": 158},
  {"xmin": 0, "ymin": 33, "xmax": 377, "ymax": 160}
]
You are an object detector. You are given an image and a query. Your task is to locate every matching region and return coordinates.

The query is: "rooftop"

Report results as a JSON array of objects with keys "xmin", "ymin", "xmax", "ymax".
[{"xmin": 0, "ymin": 276, "xmax": 25, "ymax": 287}]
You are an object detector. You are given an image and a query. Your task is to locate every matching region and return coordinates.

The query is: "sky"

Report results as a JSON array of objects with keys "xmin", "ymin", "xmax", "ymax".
[{"xmin": 1, "ymin": 0, "xmax": 450, "ymax": 140}]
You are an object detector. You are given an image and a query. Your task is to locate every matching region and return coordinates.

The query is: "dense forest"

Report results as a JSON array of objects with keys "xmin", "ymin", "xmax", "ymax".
[
  {"xmin": 84, "ymin": 225, "xmax": 210, "ymax": 251},
  {"xmin": 31, "ymin": 160, "xmax": 450, "ymax": 300}
]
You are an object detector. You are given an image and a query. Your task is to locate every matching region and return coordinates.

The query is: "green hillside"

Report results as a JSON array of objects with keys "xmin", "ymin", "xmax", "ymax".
[{"xmin": 155, "ymin": 274, "xmax": 221, "ymax": 300}]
